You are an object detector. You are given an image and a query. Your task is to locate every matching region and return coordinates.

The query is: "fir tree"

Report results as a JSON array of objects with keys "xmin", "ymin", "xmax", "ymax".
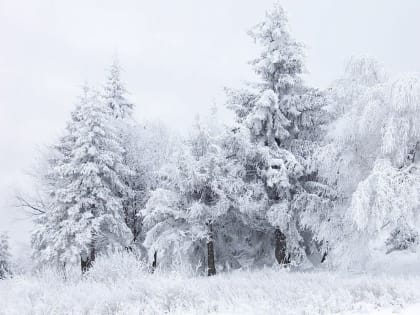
[
  {"xmin": 103, "ymin": 59, "xmax": 144, "ymax": 249},
  {"xmin": 103, "ymin": 58, "xmax": 134, "ymax": 120},
  {"xmin": 227, "ymin": 2, "xmax": 331, "ymax": 265},
  {"xmin": 32, "ymin": 87, "xmax": 132, "ymax": 271}
]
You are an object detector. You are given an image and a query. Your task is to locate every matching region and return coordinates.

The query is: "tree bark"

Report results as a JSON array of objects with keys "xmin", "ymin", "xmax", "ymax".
[
  {"xmin": 207, "ymin": 223, "xmax": 216, "ymax": 276},
  {"xmin": 274, "ymin": 228, "xmax": 289, "ymax": 265}
]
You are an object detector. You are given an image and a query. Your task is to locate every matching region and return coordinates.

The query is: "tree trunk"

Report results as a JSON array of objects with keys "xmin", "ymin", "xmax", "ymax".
[
  {"xmin": 151, "ymin": 251, "xmax": 157, "ymax": 273},
  {"xmin": 321, "ymin": 251, "xmax": 328, "ymax": 263},
  {"xmin": 207, "ymin": 223, "xmax": 216, "ymax": 276},
  {"xmin": 274, "ymin": 228, "xmax": 289, "ymax": 265},
  {"xmin": 81, "ymin": 245, "xmax": 96, "ymax": 273}
]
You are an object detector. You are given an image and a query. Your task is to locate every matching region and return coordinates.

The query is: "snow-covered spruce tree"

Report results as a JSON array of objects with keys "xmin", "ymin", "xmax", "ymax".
[
  {"xmin": 32, "ymin": 87, "xmax": 132, "ymax": 272},
  {"xmin": 319, "ymin": 56, "xmax": 420, "ymax": 268},
  {"xmin": 143, "ymin": 115, "xmax": 236, "ymax": 275},
  {"xmin": 103, "ymin": 58, "xmax": 134, "ymax": 120},
  {"xmin": 101, "ymin": 59, "xmax": 144, "ymax": 250},
  {"xmin": 31, "ymin": 86, "xmax": 90, "ymax": 269},
  {"xmin": 226, "ymin": 3, "xmax": 331, "ymax": 265},
  {"xmin": 0, "ymin": 232, "xmax": 12, "ymax": 279}
]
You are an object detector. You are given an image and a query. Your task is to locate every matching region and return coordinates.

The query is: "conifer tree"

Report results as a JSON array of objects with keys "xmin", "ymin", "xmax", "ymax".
[
  {"xmin": 103, "ymin": 58, "xmax": 134, "ymax": 120},
  {"xmin": 102, "ymin": 59, "xmax": 144, "ymax": 249},
  {"xmin": 32, "ymin": 87, "xmax": 132, "ymax": 271},
  {"xmin": 227, "ymin": 2, "xmax": 331, "ymax": 265}
]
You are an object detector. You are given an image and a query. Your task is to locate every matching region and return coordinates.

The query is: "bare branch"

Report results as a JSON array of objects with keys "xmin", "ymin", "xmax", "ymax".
[{"xmin": 15, "ymin": 194, "xmax": 47, "ymax": 216}]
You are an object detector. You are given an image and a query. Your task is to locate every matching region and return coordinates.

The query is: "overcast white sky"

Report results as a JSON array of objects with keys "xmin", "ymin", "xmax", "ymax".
[{"xmin": 1, "ymin": 0, "xmax": 420, "ymax": 256}]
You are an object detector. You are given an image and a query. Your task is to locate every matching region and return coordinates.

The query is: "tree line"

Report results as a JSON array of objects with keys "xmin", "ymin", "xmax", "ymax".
[{"xmin": 14, "ymin": 2, "xmax": 420, "ymax": 276}]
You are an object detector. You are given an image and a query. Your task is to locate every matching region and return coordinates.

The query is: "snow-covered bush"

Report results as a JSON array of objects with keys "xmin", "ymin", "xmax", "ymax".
[
  {"xmin": 30, "ymin": 263, "xmax": 81, "ymax": 284},
  {"xmin": 386, "ymin": 226, "xmax": 418, "ymax": 254},
  {"xmin": 86, "ymin": 251, "xmax": 148, "ymax": 282}
]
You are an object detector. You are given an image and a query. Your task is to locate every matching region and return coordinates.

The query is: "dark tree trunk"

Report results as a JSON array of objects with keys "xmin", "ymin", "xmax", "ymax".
[
  {"xmin": 81, "ymin": 257, "xmax": 87, "ymax": 273},
  {"xmin": 321, "ymin": 251, "xmax": 328, "ymax": 263},
  {"xmin": 274, "ymin": 228, "xmax": 289, "ymax": 265},
  {"xmin": 151, "ymin": 251, "xmax": 157, "ymax": 273},
  {"xmin": 207, "ymin": 223, "xmax": 216, "ymax": 276},
  {"xmin": 81, "ymin": 246, "xmax": 96, "ymax": 274}
]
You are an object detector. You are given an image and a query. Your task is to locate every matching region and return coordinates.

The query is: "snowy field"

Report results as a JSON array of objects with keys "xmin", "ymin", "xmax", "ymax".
[{"xmin": 1, "ymin": 257, "xmax": 420, "ymax": 315}]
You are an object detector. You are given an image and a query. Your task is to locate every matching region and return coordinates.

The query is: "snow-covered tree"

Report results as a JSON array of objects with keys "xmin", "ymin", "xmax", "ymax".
[
  {"xmin": 318, "ymin": 56, "xmax": 387, "ymax": 197},
  {"xmin": 319, "ymin": 56, "xmax": 420, "ymax": 268},
  {"xmin": 103, "ymin": 58, "xmax": 133, "ymax": 120},
  {"xmin": 0, "ymin": 232, "xmax": 12, "ymax": 279},
  {"xmin": 143, "ymin": 114, "xmax": 238, "ymax": 275},
  {"xmin": 102, "ymin": 59, "xmax": 159, "ymax": 251},
  {"xmin": 122, "ymin": 121, "xmax": 176, "ymax": 250},
  {"xmin": 32, "ymin": 87, "xmax": 132, "ymax": 271},
  {"xmin": 102, "ymin": 59, "xmax": 140, "ymax": 248},
  {"xmin": 226, "ymin": 2, "xmax": 331, "ymax": 265}
]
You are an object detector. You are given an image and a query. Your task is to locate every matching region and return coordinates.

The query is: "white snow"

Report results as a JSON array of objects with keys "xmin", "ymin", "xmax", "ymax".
[{"xmin": 1, "ymin": 254, "xmax": 420, "ymax": 315}]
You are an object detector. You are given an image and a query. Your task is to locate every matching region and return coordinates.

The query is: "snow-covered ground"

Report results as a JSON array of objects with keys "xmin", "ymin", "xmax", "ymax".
[{"xmin": 1, "ymin": 264, "xmax": 420, "ymax": 315}]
